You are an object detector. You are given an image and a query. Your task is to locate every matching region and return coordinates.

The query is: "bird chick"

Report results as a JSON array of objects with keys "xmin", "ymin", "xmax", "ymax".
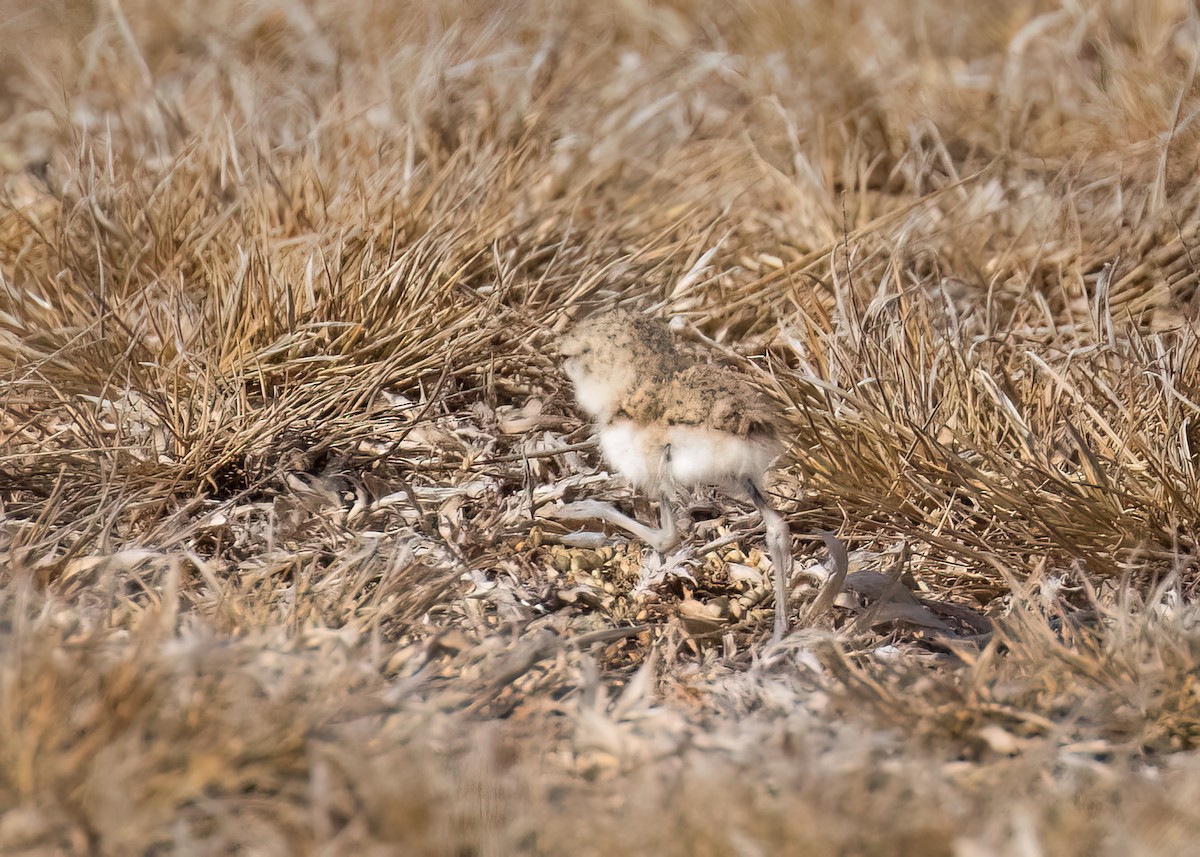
[
  {"xmin": 559, "ymin": 309, "xmax": 687, "ymax": 424},
  {"xmin": 557, "ymin": 309, "xmax": 794, "ymax": 640}
]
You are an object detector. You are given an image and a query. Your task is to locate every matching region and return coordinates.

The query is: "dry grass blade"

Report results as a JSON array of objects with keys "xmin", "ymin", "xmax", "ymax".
[{"xmin": 803, "ymin": 529, "xmax": 851, "ymax": 625}]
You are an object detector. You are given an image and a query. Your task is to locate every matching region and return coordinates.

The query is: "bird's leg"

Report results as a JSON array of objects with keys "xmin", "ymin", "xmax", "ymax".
[
  {"xmin": 746, "ymin": 481, "xmax": 793, "ymax": 642},
  {"xmin": 546, "ymin": 498, "xmax": 679, "ymax": 553},
  {"xmin": 655, "ymin": 492, "xmax": 678, "ymax": 552}
]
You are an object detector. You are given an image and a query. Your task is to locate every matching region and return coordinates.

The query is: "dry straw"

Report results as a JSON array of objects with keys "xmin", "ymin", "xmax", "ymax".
[{"xmin": 3, "ymin": 0, "xmax": 1200, "ymax": 853}]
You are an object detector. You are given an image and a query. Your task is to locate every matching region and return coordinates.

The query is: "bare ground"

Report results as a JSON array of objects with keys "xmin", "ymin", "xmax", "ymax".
[{"xmin": 3, "ymin": 1, "xmax": 1200, "ymax": 854}]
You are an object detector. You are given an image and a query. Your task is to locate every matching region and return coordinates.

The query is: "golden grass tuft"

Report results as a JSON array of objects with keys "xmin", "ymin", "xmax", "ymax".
[{"xmin": 4, "ymin": 0, "xmax": 1200, "ymax": 853}]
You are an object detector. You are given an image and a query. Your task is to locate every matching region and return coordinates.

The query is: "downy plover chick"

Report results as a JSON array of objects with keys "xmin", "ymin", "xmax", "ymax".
[{"xmin": 556, "ymin": 309, "xmax": 794, "ymax": 640}]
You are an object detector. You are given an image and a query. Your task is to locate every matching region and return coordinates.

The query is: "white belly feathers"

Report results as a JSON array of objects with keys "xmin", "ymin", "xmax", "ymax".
[
  {"xmin": 664, "ymin": 425, "xmax": 780, "ymax": 490},
  {"xmin": 598, "ymin": 420, "xmax": 664, "ymax": 492},
  {"xmin": 599, "ymin": 419, "xmax": 781, "ymax": 494}
]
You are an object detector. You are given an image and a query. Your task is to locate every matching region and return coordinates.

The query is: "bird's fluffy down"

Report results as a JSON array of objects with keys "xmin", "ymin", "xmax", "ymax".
[{"xmin": 560, "ymin": 310, "xmax": 782, "ymax": 494}]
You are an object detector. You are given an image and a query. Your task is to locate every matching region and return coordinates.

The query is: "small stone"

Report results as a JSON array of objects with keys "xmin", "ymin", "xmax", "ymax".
[{"xmin": 550, "ymin": 549, "xmax": 572, "ymax": 574}]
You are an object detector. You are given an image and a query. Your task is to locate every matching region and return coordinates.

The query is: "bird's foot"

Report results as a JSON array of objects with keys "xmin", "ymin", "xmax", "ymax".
[
  {"xmin": 540, "ymin": 500, "xmax": 622, "ymax": 522},
  {"xmin": 633, "ymin": 545, "xmax": 697, "ymax": 594},
  {"xmin": 540, "ymin": 500, "xmax": 678, "ymax": 552}
]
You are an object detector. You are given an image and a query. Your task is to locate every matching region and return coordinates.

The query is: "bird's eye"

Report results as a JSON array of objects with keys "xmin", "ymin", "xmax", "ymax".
[{"xmin": 580, "ymin": 346, "xmax": 592, "ymax": 356}]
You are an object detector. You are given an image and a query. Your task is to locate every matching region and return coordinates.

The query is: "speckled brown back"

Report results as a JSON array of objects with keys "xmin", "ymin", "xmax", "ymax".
[
  {"xmin": 662, "ymin": 365, "xmax": 782, "ymax": 439},
  {"xmin": 560, "ymin": 311, "xmax": 685, "ymax": 371},
  {"xmin": 561, "ymin": 309, "xmax": 783, "ymax": 441}
]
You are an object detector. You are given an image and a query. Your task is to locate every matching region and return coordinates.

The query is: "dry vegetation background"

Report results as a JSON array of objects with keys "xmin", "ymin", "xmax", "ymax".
[{"xmin": 4, "ymin": 0, "xmax": 1200, "ymax": 853}]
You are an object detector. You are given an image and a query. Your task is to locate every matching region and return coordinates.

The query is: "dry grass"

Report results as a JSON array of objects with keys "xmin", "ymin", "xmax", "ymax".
[{"xmin": 3, "ymin": 0, "xmax": 1200, "ymax": 853}]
